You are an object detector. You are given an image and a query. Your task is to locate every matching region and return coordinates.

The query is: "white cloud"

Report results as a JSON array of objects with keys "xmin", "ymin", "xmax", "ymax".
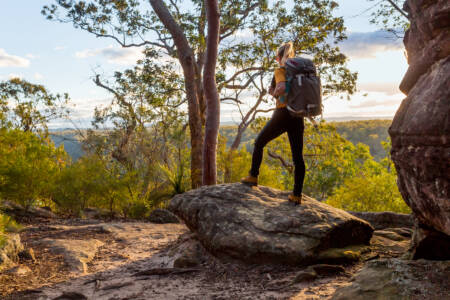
[
  {"xmin": 0, "ymin": 49, "xmax": 30, "ymax": 68},
  {"xmin": 340, "ymin": 30, "xmax": 404, "ymax": 59},
  {"xmin": 322, "ymin": 91, "xmax": 404, "ymax": 118},
  {"xmin": 25, "ymin": 54, "xmax": 38, "ymax": 59},
  {"xmin": 34, "ymin": 72, "xmax": 44, "ymax": 80},
  {"xmin": 75, "ymin": 45, "xmax": 145, "ymax": 65},
  {"xmin": 71, "ymin": 97, "xmax": 112, "ymax": 119},
  {"xmin": 358, "ymin": 82, "xmax": 401, "ymax": 96}
]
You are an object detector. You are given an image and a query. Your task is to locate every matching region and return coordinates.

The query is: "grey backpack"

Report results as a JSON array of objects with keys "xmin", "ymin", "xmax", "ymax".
[{"xmin": 284, "ymin": 57, "xmax": 322, "ymax": 118}]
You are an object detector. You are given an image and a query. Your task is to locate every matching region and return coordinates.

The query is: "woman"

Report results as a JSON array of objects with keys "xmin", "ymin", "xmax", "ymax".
[{"xmin": 241, "ymin": 42, "xmax": 305, "ymax": 205}]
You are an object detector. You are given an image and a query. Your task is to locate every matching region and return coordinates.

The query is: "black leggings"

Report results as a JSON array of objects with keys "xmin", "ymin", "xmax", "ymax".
[{"xmin": 250, "ymin": 108, "xmax": 305, "ymax": 196}]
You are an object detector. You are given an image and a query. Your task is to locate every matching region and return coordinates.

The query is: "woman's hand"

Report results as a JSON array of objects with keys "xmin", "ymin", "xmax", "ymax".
[{"xmin": 273, "ymin": 81, "xmax": 286, "ymax": 97}]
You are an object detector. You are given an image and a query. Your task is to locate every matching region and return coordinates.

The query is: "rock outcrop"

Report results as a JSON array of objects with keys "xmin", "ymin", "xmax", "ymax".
[
  {"xmin": 389, "ymin": 0, "xmax": 450, "ymax": 259},
  {"xmin": 169, "ymin": 183, "xmax": 373, "ymax": 265}
]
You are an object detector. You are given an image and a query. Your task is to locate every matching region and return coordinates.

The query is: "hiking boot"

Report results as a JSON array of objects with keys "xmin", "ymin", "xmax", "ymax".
[
  {"xmin": 241, "ymin": 175, "xmax": 258, "ymax": 186},
  {"xmin": 288, "ymin": 193, "xmax": 302, "ymax": 205}
]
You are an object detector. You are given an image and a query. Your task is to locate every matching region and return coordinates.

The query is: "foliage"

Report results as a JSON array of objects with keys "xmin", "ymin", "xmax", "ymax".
[
  {"xmin": 217, "ymin": 134, "xmax": 253, "ymax": 184},
  {"xmin": 0, "ymin": 213, "xmax": 22, "ymax": 248},
  {"xmin": 220, "ymin": 119, "xmax": 409, "ymax": 212},
  {"xmin": 367, "ymin": 0, "xmax": 409, "ymax": 38},
  {"xmin": 0, "ymin": 78, "xmax": 70, "ymax": 134},
  {"xmin": 0, "ymin": 1, "xmax": 406, "ymax": 216},
  {"xmin": 326, "ymin": 139, "xmax": 410, "ymax": 213},
  {"xmin": 43, "ymin": 0, "xmax": 359, "ymax": 185},
  {"xmin": 0, "ymin": 128, "xmax": 68, "ymax": 209},
  {"xmin": 0, "ymin": 213, "xmax": 22, "ymax": 234},
  {"xmin": 248, "ymin": 118, "xmax": 373, "ymax": 200}
]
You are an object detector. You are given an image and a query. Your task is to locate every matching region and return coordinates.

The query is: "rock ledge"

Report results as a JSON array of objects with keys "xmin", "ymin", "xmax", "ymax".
[{"xmin": 170, "ymin": 183, "xmax": 373, "ymax": 265}]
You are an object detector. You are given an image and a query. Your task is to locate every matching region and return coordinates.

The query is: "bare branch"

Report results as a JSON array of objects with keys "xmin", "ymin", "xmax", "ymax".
[
  {"xmin": 268, "ymin": 151, "xmax": 293, "ymax": 174},
  {"xmin": 224, "ymin": 71, "xmax": 265, "ymax": 90},
  {"xmin": 220, "ymin": 67, "xmax": 266, "ymax": 89},
  {"xmin": 220, "ymin": 97, "xmax": 243, "ymax": 104},
  {"xmin": 386, "ymin": 0, "xmax": 408, "ymax": 18},
  {"xmin": 219, "ymin": 2, "xmax": 259, "ymax": 41}
]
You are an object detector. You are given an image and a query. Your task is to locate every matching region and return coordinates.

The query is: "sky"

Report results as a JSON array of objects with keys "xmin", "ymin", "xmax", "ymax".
[{"xmin": 0, "ymin": 0, "xmax": 408, "ymax": 128}]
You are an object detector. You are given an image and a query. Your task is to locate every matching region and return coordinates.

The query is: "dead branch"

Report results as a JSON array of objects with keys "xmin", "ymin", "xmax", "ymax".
[
  {"xmin": 268, "ymin": 151, "xmax": 293, "ymax": 174},
  {"xmin": 133, "ymin": 268, "xmax": 202, "ymax": 277}
]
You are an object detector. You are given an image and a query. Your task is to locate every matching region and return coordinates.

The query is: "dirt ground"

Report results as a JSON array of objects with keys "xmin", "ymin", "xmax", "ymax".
[{"xmin": 0, "ymin": 218, "xmax": 409, "ymax": 300}]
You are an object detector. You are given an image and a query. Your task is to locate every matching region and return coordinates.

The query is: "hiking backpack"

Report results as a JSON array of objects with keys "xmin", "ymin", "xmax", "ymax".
[{"xmin": 284, "ymin": 57, "xmax": 322, "ymax": 118}]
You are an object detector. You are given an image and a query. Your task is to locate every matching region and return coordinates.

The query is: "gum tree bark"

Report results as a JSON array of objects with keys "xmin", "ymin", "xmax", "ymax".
[
  {"xmin": 202, "ymin": 0, "xmax": 221, "ymax": 185},
  {"xmin": 149, "ymin": 0, "xmax": 203, "ymax": 188}
]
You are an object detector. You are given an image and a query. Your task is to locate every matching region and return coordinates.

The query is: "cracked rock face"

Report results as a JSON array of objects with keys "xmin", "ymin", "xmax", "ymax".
[
  {"xmin": 389, "ymin": 0, "xmax": 450, "ymax": 259},
  {"xmin": 169, "ymin": 183, "xmax": 373, "ymax": 265}
]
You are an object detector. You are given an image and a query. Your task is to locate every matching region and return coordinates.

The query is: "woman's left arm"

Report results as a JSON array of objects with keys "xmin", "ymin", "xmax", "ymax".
[{"xmin": 273, "ymin": 81, "xmax": 286, "ymax": 97}]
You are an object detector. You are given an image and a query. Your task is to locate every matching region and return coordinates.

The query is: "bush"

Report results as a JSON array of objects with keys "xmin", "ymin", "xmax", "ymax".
[
  {"xmin": 326, "ymin": 160, "xmax": 410, "ymax": 213},
  {"xmin": 124, "ymin": 201, "xmax": 149, "ymax": 219},
  {"xmin": 52, "ymin": 155, "xmax": 135, "ymax": 216},
  {"xmin": 0, "ymin": 213, "xmax": 22, "ymax": 249},
  {"xmin": 0, "ymin": 128, "xmax": 68, "ymax": 209}
]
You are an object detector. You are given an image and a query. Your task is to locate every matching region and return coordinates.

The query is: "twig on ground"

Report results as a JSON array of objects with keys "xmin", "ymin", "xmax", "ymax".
[
  {"xmin": 132, "ymin": 267, "xmax": 202, "ymax": 277},
  {"xmin": 100, "ymin": 281, "xmax": 134, "ymax": 291}
]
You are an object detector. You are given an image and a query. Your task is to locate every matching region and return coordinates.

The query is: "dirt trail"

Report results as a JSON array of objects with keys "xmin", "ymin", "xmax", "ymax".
[{"xmin": 1, "ymin": 219, "xmax": 409, "ymax": 300}]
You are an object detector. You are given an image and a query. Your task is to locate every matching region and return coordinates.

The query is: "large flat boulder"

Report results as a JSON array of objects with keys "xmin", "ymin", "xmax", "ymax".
[{"xmin": 169, "ymin": 183, "xmax": 373, "ymax": 265}]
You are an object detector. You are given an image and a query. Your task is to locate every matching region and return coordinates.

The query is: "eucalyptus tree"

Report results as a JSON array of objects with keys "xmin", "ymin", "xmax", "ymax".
[
  {"xmin": 43, "ymin": 0, "xmax": 357, "ymax": 187},
  {"xmin": 43, "ymin": 0, "xmax": 264, "ymax": 188},
  {"xmin": 0, "ymin": 78, "xmax": 70, "ymax": 134},
  {"xmin": 82, "ymin": 49, "xmax": 187, "ymax": 200},
  {"xmin": 202, "ymin": 0, "xmax": 220, "ymax": 185}
]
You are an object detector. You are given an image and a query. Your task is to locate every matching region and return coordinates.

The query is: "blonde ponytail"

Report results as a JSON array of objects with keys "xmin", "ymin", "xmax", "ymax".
[{"xmin": 277, "ymin": 42, "xmax": 295, "ymax": 65}]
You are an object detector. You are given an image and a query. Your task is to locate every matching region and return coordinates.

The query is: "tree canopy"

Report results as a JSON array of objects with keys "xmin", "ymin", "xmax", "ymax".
[
  {"xmin": 0, "ymin": 78, "xmax": 70, "ymax": 134},
  {"xmin": 43, "ymin": 0, "xmax": 358, "ymax": 186}
]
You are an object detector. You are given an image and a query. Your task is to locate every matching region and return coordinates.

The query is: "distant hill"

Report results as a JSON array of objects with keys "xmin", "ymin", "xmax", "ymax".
[
  {"xmin": 50, "ymin": 119, "xmax": 392, "ymax": 161},
  {"xmin": 50, "ymin": 131, "xmax": 84, "ymax": 161},
  {"xmin": 333, "ymin": 120, "xmax": 392, "ymax": 160},
  {"xmin": 220, "ymin": 119, "xmax": 392, "ymax": 160}
]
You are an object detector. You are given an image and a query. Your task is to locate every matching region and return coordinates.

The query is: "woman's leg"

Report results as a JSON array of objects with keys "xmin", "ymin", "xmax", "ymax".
[
  {"xmin": 250, "ymin": 109, "xmax": 287, "ymax": 177},
  {"xmin": 287, "ymin": 117, "xmax": 305, "ymax": 196}
]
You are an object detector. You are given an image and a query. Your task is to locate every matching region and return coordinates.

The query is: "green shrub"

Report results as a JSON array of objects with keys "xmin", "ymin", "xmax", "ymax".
[
  {"xmin": 0, "ymin": 213, "xmax": 22, "ymax": 249},
  {"xmin": 123, "ymin": 201, "xmax": 149, "ymax": 219},
  {"xmin": 326, "ymin": 160, "xmax": 410, "ymax": 213},
  {"xmin": 0, "ymin": 128, "xmax": 68, "ymax": 209}
]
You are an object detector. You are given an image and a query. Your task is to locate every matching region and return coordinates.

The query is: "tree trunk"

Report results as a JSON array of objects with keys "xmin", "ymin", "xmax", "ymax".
[
  {"xmin": 149, "ymin": 0, "xmax": 203, "ymax": 188},
  {"xmin": 202, "ymin": 0, "xmax": 221, "ymax": 185}
]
